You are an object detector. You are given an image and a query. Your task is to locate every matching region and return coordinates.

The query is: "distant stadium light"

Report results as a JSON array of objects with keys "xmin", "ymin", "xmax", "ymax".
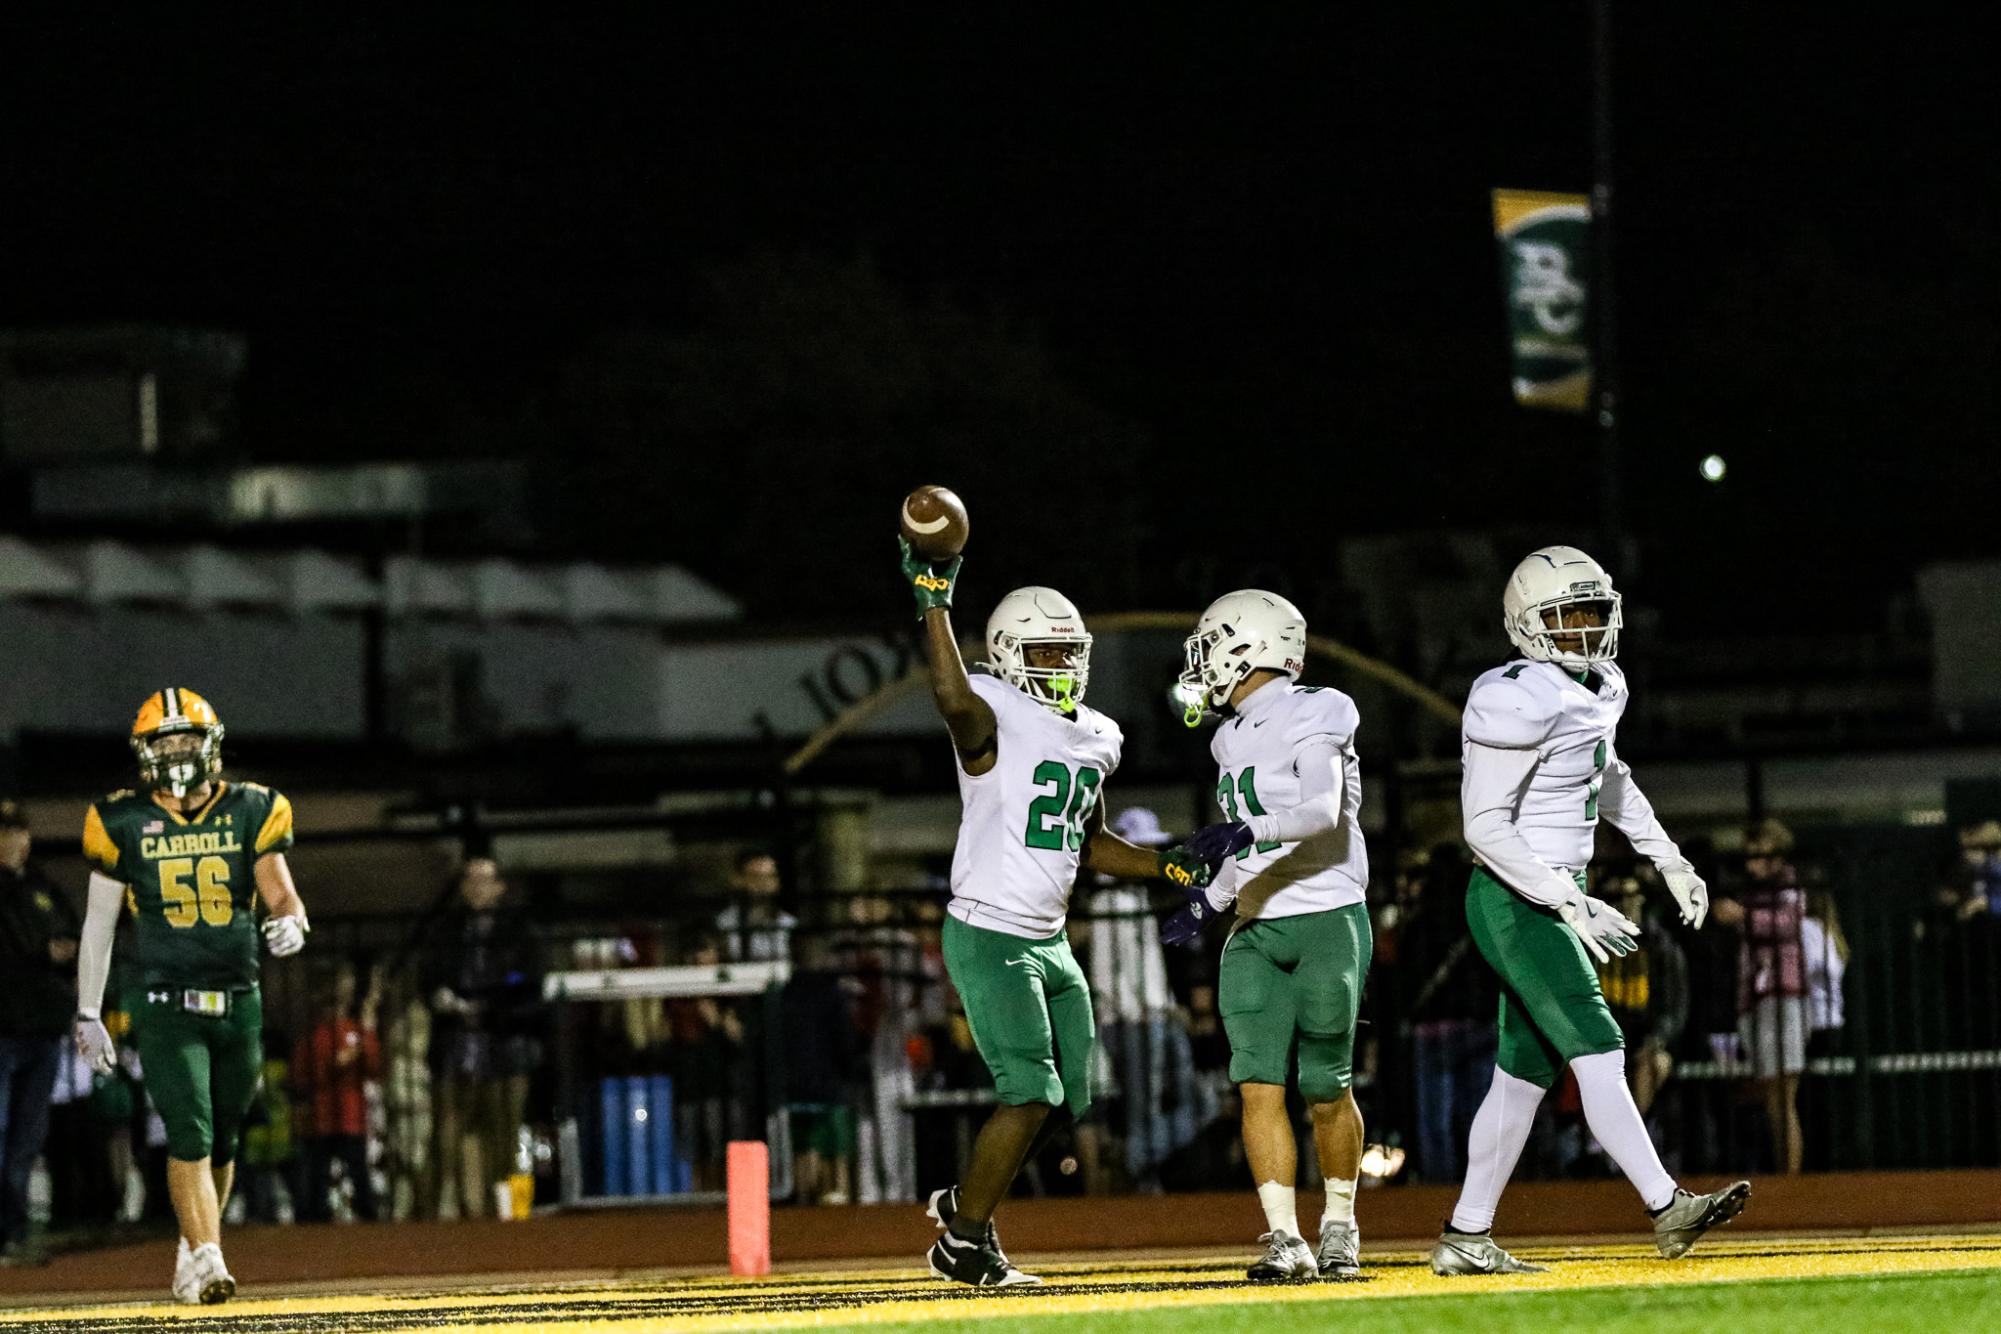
[{"xmin": 1700, "ymin": 454, "xmax": 1727, "ymax": 483}]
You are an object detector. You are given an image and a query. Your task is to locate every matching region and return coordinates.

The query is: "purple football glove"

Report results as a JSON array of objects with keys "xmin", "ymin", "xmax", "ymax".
[
  {"xmin": 1160, "ymin": 901, "xmax": 1212, "ymax": 947},
  {"xmin": 1186, "ymin": 821, "xmax": 1256, "ymax": 872}
]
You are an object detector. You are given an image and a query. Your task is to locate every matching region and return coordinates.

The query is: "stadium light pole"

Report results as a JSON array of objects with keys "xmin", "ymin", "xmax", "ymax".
[{"xmin": 1590, "ymin": 0, "xmax": 1624, "ymax": 557}]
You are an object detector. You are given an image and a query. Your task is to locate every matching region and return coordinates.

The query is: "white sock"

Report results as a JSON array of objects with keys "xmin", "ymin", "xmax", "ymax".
[
  {"xmin": 1322, "ymin": 1176, "xmax": 1357, "ymax": 1227},
  {"xmin": 1448, "ymin": 1067, "xmax": 1545, "ymax": 1234},
  {"xmin": 1572, "ymin": 1049, "xmax": 1677, "ymax": 1212},
  {"xmin": 1256, "ymin": 1181, "xmax": 1298, "ymax": 1238}
]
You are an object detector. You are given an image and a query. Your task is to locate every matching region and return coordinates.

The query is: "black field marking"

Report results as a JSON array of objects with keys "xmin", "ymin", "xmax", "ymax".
[{"xmin": 0, "ymin": 1279, "xmax": 1273, "ymax": 1334}]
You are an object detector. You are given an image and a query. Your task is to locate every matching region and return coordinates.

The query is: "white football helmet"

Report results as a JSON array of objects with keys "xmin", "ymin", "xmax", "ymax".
[
  {"xmin": 1179, "ymin": 589, "xmax": 1307, "ymax": 712},
  {"xmin": 1503, "ymin": 545, "xmax": 1623, "ymax": 668},
  {"xmin": 985, "ymin": 586, "xmax": 1092, "ymax": 713}
]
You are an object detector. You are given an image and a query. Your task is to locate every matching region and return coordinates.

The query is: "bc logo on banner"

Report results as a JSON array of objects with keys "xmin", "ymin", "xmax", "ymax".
[{"xmin": 1492, "ymin": 189, "xmax": 1592, "ymax": 412}]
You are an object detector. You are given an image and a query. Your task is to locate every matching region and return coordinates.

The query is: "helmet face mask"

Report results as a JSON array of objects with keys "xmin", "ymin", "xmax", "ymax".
[
  {"xmin": 1178, "ymin": 590, "xmax": 1307, "ymax": 715},
  {"xmin": 1502, "ymin": 546, "xmax": 1623, "ymax": 668},
  {"xmin": 130, "ymin": 689, "xmax": 225, "ymax": 798},
  {"xmin": 985, "ymin": 588, "xmax": 1092, "ymax": 714}
]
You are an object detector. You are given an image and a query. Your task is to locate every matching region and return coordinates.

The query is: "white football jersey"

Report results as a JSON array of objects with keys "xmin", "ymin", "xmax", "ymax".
[
  {"xmin": 1207, "ymin": 682, "xmax": 1368, "ymax": 921},
  {"xmin": 949, "ymin": 673, "xmax": 1124, "ymax": 939},
  {"xmin": 1461, "ymin": 658, "xmax": 1628, "ymax": 873}
]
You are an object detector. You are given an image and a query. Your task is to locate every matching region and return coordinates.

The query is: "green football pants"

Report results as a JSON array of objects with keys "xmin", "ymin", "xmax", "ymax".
[
  {"xmin": 130, "ymin": 985, "xmax": 264, "ymax": 1164},
  {"xmin": 1218, "ymin": 903, "xmax": 1372, "ymax": 1101},
  {"xmin": 1464, "ymin": 866, "xmax": 1623, "ymax": 1088},
  {"xmin": 943, "ymin": 915, "xmax": 1094, "ymax": 1116}
]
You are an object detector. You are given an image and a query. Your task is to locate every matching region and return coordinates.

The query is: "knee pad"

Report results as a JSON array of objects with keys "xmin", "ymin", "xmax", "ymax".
[
  {"xmin": 165, "ymin": 1118, "xmax": 214, "ymax": 1164},
  {"xmin": 1296, "ymin": 1032, "xmax": 1354, "ymax": 1104}
]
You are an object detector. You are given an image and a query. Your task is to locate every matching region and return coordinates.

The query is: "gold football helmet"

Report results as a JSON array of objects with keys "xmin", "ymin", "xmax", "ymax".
[{"xmin": 131, "ymin": 688, "xmax": 225, "ymax": 798}]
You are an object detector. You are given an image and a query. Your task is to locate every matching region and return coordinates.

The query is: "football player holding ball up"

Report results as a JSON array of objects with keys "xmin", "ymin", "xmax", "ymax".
[{"xmin": 897, "ymin": 489, "xmax": 1206, "ymax": 1287}]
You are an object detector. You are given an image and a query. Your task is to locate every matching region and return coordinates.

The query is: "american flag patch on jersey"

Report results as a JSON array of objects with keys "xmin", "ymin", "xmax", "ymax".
[{"xmin": 142, "ymin": 821, "xmax": 164, "ymax": 834}]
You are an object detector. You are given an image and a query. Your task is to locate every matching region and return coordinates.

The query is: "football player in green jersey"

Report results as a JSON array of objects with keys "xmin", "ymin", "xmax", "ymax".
[{"xmin": 73, "ymin": 689, "xmax": 309, "ymax": 1305}]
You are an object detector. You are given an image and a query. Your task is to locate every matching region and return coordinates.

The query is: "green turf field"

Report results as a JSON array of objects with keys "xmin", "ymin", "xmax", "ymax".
[{"xmin": 814, "ymin": 1271, "xmax": 2001, "ymax": 1334}]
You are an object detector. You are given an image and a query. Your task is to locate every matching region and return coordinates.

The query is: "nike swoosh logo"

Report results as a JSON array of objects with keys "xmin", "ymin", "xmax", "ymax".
[
  {"xmin": 1253, "ymin": 720, "xmax": 1267, "ymax": 728},
  {"xmin": 1004, "ymin": 958, "xmax": 1033, "ymax": 968},
  {"xmin": 901, "ymin": 499, "xmax": 950, "ymax": 534},
  {"xmin": 1443, "ymin": 1242, "xmax": 1499, "ymax": 1272}
]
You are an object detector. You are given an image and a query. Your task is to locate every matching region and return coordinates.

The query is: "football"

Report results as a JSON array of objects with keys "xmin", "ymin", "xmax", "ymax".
[{"xmin": 900, "ymin": 485, "xmax": 969, "ymax": 562}]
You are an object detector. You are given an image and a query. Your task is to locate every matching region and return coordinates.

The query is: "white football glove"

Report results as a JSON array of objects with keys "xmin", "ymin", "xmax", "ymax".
[
  {"xmin": 263, "ymin": 915, "xmax": 309, "ymax": 958},
  {"xmin": 75, "ymin": 1015, "xmax": 116, "ymax": 1075},
  {"xmin": 1557, "ymin": 888, "xmax": 1641, "ymax": 965},
  {"xmin": 1656, "ymin": 857, "xmax": 1709, "ymax": 929}
]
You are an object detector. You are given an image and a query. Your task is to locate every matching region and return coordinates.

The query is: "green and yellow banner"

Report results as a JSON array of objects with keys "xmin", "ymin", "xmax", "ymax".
[{"xmin": 1492, "ymin": 189, "xmax": 1593, "ymax": 412}]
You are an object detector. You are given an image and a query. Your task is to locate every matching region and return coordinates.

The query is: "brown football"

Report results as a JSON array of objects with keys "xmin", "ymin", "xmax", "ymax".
[{"xmin": 900, "ymin": 485, "xmax": 969, "ymax": 561}]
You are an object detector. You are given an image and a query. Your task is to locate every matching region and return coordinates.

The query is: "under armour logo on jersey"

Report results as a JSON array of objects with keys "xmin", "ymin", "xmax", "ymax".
[{"xmin": 148, "ymin": 991, "xmax": 171, "ymax": 1004}]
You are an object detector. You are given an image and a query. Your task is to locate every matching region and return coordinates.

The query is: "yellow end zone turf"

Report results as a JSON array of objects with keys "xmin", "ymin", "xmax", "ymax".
[{"xmin": 1, "ymin": 1233, "xmax": 1997, "ymax": 1332}]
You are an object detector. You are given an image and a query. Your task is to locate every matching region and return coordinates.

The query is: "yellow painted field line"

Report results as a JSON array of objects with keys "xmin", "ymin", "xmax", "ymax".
[{"xmin": 3, "ymin": 1234, "xmax": 1998, "ymax": 1332}]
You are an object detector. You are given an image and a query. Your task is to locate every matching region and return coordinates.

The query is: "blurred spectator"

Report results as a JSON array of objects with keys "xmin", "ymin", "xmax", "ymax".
[
  {"xmin": 779, "ymin": 937, "xmax": 863, "ymax": 1204},
  {"xmin": 1396, "ymin": 844, "xmax": 1498, "ymax": 1185},
  {"xmin": 0, "ymin": 802, "xmax": 78, "ymax": 1265},
  {"xmin": 98, "ymin": 947, "xmax": 146, "ymax": 1225},
  {"xmin": 1914, "ymin": 826, "xmax": 1999, "ymax": 1051},
  {"xmin": 43, "ymin": 1041, "xmax": 116, "ymax": 1232},
  {"xmin": 1711, "ymin": 820, "xmax": 1808, "ymax": 1175},
  {"xmin": 834, "ymin": 893, "xmax": 931, "ymax": 1204},
  {"xmin": 1074, "ymin": 808, "xmax": 1218, "ymax": 1194},
  {"xmin": 1595, "ymin": 870, "xmax": 1689, "ymax": 1157},
  {"xmin": 1800, "ymin": 886, "xmax": 1848, "ymax": 1045},
  {"xmin": 666, "ymin": 942, "xmax": 746, "ymax": 1193},
  {"xmin": 239, "ymin": 1031, "xmax": 297, "ymax": 1224},
  {"xmin": 294, "ymin": 962, "xmax": 383, "ymax": 1222},
  {"xmin": 1597, "ymin": 869, "xmax": 1688, "ymax": 1118},
  {"xmin": 382, "ymin": 980, "xmax": 434, "ymax": 1221},
  {"xmin": 426, "ymin": 858, "xmax": 545, "ymax": 1218},
  {"xmin": 714, "ymin": 849, "xmax": 795, "ymax": 963},
  {"xmin": 1962, "ymin": 821, "xmax": 2001, "ymax": 914}
]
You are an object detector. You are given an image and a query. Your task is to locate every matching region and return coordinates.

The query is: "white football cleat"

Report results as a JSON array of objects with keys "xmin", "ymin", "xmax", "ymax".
[
  {"xmin": 1653, "ymin": 1181, "xmax": 1752, "ymax": 1259},
  {"xmin": 1246, "ymin": 1230, "xmax": 1316, "ymax": 1281},
  {"xmin": 1316, "ymin": 1219, "xmax": 1362, "ymax": 1277},
  {"xmin": 1430, "ymin": 1228, "xmax": 1548, "ymax": 1275},
  {"xmin": 171, "ymin": 1238, "xmax": 197, "ymax": 1304},
  {"xmin": 185, "ymin": 1242, "xmax": 235, "ymax": 1304}
]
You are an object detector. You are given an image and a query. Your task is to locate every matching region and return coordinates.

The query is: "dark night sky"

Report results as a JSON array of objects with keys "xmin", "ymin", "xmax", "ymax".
[{"xmin": 3, "ymin": 8, "xmax": 1995, "ymax": 629}]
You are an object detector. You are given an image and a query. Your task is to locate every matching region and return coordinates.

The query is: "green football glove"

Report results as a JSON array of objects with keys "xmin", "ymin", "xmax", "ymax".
[
  {"xmin": 899, "ymin": 535, "xmax": 962, "ymax": 619},
  {"xmin": 1157, "ymin": 847, "xmax": 1212, "ymax": 890}
]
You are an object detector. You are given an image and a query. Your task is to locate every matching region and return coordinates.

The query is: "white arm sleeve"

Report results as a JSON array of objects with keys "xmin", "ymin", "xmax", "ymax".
[
  {"xmin": 1462, "ymin": 742, "xmax": 1578, "ymax": 907},
  {"xmin": 1596, "ymin": 749, "xmax": 1681, "ymax": 864},
  {"xmin": 76, "ymin": 872, "xmax": 125, "ymax": 1020},
  {"xmin": 1244, "ymin": 738, "xmax": 1344, "ymax": 846}
]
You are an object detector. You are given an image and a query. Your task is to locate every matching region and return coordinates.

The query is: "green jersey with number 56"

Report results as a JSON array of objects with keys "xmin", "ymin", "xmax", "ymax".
[
  {"xmin": 82, "ymin": 781, "xmax": 295, "ymax": 990},
  {"xmin": 949, "ymin": 672, "xmax": 1122, "ymax": 939}
]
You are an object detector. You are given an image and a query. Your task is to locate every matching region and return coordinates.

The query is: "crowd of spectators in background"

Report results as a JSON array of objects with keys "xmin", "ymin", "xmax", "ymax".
[{"xmin": 0, "ymin": 803, "xmax": 1994, "ymax": 1258}]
